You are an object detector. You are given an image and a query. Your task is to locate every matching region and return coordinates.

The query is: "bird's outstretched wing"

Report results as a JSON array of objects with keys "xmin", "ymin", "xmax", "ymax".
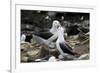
[{"xmin": 33, "ymin": 32, "xmax": 53, "ymax": 39}]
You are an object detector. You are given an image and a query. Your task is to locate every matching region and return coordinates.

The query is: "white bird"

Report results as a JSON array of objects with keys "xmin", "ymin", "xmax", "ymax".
[
  {"xmin": 32, "ymin": 20, "xmax": 61, "ymax": 48},
  {"xmin": 56, "ymin": 27, "xmax": 78, "ymax": 59},
  {"xmin": 21, "ymin": 34, "xmax": 26, "ymax": 43}
]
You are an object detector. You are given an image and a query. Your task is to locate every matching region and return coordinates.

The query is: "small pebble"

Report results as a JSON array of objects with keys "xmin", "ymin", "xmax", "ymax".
[
  {"xmin": 21, "ymin": 56, "xmax": 28, "ymax": 62},
  {"xmin": 48, "ymin": 56, "xmax": 57, "ymax": 62}
]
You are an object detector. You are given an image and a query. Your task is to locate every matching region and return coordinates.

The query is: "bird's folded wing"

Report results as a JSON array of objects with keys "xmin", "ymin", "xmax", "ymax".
[
  {"xmin": 59, "ymin": 43, "xmax": 75, "ymax": 55},
  {"xmin": 64, "ymin": 42, "xmax": 73, "ymax": 50}
]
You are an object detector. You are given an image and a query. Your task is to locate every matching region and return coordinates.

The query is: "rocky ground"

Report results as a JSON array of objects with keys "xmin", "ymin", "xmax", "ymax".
[{"xmin": 21, "ymin": 32, "xmax": 89, "ymax": 63}]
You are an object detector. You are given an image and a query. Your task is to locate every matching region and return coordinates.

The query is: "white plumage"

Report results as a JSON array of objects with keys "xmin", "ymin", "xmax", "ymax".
[
  {"xmin": 50, "ymin": 20, "xmax": 61, "ymax": 34},
  {"xmin": 21, "ymin": 34, "xmax": 26, "ymax": 43},
  {"xmin": 56, "ymin": 27, "xmax": 77, "ymax": 58}
]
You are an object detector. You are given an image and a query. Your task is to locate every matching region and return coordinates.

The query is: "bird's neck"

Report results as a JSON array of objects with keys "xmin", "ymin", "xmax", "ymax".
[
  {"xmin": 50, "ymin": 27, "xmax": 57, "ymax": 34},
  {"xmin": 57, "ymin": 32, "xmax": 65, "ymax": 43}
]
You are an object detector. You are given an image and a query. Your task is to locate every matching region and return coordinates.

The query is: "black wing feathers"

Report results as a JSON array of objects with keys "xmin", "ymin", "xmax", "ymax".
[
  {"xmin": 33, "ymin": 32, "xmax": 53, "ymax": 39},
  {"xmin": 59, "ymin": 43, "xmax": 75, "ymax": 55}
]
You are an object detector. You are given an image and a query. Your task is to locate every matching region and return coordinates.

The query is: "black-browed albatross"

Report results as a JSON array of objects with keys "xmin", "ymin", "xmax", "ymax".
[
  {"xmin": 56, "ymin": 27, "xmax": 78, "ymax": 59},
  {"xmin": 32, "ymin": 20, "xmax": 61, "ymax": 48}
]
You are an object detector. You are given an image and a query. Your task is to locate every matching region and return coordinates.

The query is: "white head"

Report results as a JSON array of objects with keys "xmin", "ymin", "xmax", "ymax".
[
  {"xmin": 52, "ymin": 20, "xmax": 61, "ymax": 28},
  {"xmin": 50, "ymin": 20, "xmax": 61, "ymax": 34}
]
